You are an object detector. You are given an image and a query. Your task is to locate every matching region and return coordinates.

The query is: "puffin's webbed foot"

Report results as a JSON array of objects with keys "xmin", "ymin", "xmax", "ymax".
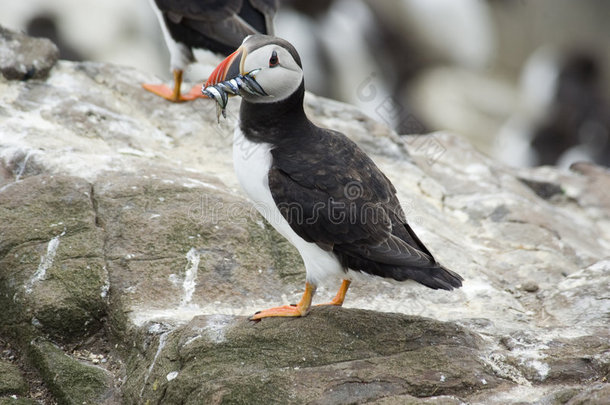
[
  {"xmin": 250, "ymin": 304, "xmax": 306, "ymax": 319},
  {"xmin": 142, "ymin": 83, "xmax": 181, "ymax": 102},
  {"xmin": 250, "ymin": 282, "xmax": 315, "ymax": 320},
  {"xmin": 142, "ymin": 69, "xmax": 207, "ymax": 102}
]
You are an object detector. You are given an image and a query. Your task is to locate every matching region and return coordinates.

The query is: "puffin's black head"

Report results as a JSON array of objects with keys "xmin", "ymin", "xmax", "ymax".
[{"xmin": 205, "ymin": 34, "xmax": 303, "ymax": 103}]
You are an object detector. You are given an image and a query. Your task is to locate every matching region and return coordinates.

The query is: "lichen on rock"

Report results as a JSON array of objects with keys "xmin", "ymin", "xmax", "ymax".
[{"xmin": 28, "ymin": 339, "xmax": 115, "ymax": 405}]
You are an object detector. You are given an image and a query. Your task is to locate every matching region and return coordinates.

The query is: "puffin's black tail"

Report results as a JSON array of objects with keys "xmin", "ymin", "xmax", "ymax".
[{"xmin": 391, "ymin": 263, "xmax": 463, "ymax": 290}]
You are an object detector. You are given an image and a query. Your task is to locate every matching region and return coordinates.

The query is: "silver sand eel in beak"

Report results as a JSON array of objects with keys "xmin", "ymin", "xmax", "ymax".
[
  {"xmin": 202, "ymin": 46, "xmax": 267, "ymax": 122},
  {"xmin": 202, "ymin": 69, "xmax": 267, "ymax": 122}
]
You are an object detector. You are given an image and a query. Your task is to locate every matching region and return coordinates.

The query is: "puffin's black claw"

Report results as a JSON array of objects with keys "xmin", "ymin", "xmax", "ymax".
[{"xmin": 249, "ymin": 311, "xmax": 262, "ymax": 322}]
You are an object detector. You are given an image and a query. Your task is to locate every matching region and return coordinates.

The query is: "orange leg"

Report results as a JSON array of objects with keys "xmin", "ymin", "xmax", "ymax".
[
  {"xmin": 142, "ymin": 69, "xmax": 207, "ymax": 102},
  {"xmin": 251, "ymin": 282, "xmax": 316, "ymax": 320},
  {"xmin": 316, "ymin": 279, "xmax": 351, "ymax": 307}
]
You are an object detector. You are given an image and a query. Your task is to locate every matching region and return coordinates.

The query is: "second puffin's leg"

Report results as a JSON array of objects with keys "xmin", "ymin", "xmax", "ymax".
[
  {"xmin": 250, "ymin": 282, "xmax": 316, "ymax": 320},
  {"xmin": 316, "ymin": 279, "xmax": 351, "ymax": 307},
  {"xmin": 170, "ymin": 69, "xmax": 183, "ymax": 100},
  {"xmin": 142, "ymin": 69, "xmax": 185, "ymax": 102}
]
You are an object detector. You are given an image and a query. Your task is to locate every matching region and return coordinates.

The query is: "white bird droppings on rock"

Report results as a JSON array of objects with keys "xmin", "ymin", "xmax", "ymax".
[
  {"xmin": 203, "ymin": 314, "xmax": 233, "ymax": 344},
  {"xmin": 25, "ymin": 233, "xmax": 62, "ymax": 294},
  {"xmin": 180, "ymin": 248, "xmax": 200, "ymax": 308}
]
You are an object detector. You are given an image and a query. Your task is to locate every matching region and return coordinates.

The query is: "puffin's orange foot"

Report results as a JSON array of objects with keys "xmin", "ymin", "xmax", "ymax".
[
  {"xmin": 143, "ymin": 69, "xmax": 195, "ymax": 102},
  {"xmin": 142, "ymin": 83, "xmax": 185, "ymax": 102},
  {"xmin": 251, "ymin": 282, "xmax": 316, "ymax": 320},
  {"xmin": 142, "ymin": 83, "xmax": 209, "ymax": 102},
  {"xmin": 250, "ymin": 304, "xmax": 308, "ymax": 320}
]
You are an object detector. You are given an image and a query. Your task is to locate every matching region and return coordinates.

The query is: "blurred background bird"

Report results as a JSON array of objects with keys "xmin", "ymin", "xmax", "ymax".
[
  {"xmin": 143, "ymin": 0, "xmax": 280, "ymax": 102},
  {"xmin": 4, "ymin": 0, "xmax": 609, "ymax": 166}
]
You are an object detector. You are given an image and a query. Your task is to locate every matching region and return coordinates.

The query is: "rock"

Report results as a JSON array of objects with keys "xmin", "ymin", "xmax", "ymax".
[
  {"xmin": 520, "ymin": 281, "xmax": 539, "ymax": 293},
  {"xmin": 0, "ymin": 359, "xmax": 27, "ymax": 396},
  {"xmin": 28, "ymin": 339, "xmax": 116, "ymax": 405},
  {"xmin": 94, "ymin": 168, "xmax": 305, "ymax": 336},
  {"xmin": 0, "ymin": 175, "xmax": 107, "ymax": 343},
  {"xmin": 565, "ymin": 384, "xmax": 610, "ymax": 405},
  {"xmin": 123, "ymin": 307, "xmax": 500, "ymax": 404},
  {"xmin": 498, "ymin": 331, "xmax": 609, "ymax": 384},
  {"xmin": 370, "ymin": 395, "xmax": 463, "ymax": 405},
  {"xmin": 517, "ymin": 178, "xmax": 564, "ymax": 201},
  {"xmin": 0, "ymin": 398, "xmax": 39, "ymax": 405},
  {"xmin": 0, "ymin": 32, "xmax": 609, "ymax": 403},
  {"xmin": 543, "ymin": 260, "xmax": 610, "ymax": 328},
  {"xmin": 0, "ymin": 25, "xmax": 59, "ymax": 80}
]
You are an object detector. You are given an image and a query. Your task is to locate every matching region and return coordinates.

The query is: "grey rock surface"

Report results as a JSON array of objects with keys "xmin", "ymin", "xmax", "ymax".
[
  {"xmin": 124, "ymin": 308, "xmax": 501, "ymax": 404},
  {"xmin": 0, "ymin": 175, "xmax": 107, "ymax": 343},
  {"xmin": 0, "ymin": 31, "xmax": 608, "ymax": 404},
  {"xmin": 0, "ymin": 26, "xmax": 58, "ymax": 81}
]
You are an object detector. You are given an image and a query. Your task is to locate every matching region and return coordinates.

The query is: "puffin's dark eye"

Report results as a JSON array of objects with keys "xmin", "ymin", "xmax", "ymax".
[{"xmin": 269, "ymin": 50, "xmax": 279, "ymax": 67}]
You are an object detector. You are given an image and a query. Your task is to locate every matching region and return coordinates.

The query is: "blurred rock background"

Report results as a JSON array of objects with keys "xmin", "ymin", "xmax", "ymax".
[{"xmin": 2, "ymin": 0, "xmax": 609, "ymax": 167}]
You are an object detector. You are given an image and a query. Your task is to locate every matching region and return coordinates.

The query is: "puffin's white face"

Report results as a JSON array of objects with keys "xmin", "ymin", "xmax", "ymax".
[
  {"xmin": 204, "ymin": 35, "xmax": 305, "ymax": 104},
  {"xmin": 242, "ymin": 44, "xmax": 303, "ymax": 103}
]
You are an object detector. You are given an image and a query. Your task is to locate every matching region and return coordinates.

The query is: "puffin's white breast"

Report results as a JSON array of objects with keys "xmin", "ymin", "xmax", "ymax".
[{"xmin": 232, "ymin": 126, "xmax": 344, "ymax": 286}]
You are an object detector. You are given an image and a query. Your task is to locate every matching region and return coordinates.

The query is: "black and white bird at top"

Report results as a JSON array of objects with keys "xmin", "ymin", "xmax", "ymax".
[
  {"xmin": 203, "ymin": 35, "xmax": 463, "ymax": 319},
  {"xmin": 144, "ymin": 0, "xmax": 279, "ymax": 102}
]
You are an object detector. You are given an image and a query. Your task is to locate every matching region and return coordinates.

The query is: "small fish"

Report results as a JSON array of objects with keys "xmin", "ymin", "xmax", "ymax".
[
  {"xmin": 202, "ymin": 69, "xmax": 266, "ymax": 123},
  {"xmin": 217, "ymin": 78, "xmax": 240, "ymax": 95},
  {"xmin": 233, "ymin": 76, "xmax": 246, "ymax": 89},
  {"xmin": 201, "ymin": 86, "xmax": 228, "ymax": 122},
  {"xmin": 242, "ymin": 74, "xmax": 268, "ymax": 97}
]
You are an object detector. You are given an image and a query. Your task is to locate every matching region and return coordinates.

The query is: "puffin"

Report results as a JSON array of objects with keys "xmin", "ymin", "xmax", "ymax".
[
  {"xmin": 144, "ymin": 0, "xmax": 279, "ymax": 102},
  {"xmin": 204, "ymin": 35, "xmax": 463, "ymax": 319}
]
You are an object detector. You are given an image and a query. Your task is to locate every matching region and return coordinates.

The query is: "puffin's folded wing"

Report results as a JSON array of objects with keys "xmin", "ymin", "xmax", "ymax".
[
  {"xmin": 154, "ymin": 0, "xmax": 242, "ymax": 21},
  {"xmin": 267, "ymin": 163, "xmax": 446, "ymax": 273},
  {"xmin": 183, "ymin": 17, "xmax": 259, "ymax": 49},
  {"xmin": 341, "ymin": 233, "xmax": 436, "ymax": 268},
  {"xmin": 267, "ymin": 166, "xmax": 413, "ymax": 260}
]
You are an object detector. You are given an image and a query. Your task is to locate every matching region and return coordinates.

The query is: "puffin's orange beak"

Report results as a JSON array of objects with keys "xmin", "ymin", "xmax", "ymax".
[{"xmin": 205, "ymin": 46, "xmax": 246, "ymax": 87}]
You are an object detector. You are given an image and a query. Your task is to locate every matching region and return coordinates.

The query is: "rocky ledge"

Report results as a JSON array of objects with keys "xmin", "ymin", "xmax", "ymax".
[{"xmin": 0, "ymin": 27, "xmax": 608, "ymax": 404}]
